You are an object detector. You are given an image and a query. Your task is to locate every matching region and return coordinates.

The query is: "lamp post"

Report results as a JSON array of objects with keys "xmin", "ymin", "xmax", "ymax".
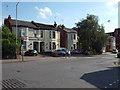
[
  {"xmin": 16, "ymin": 1, "xmax": 20, "ymax": 59},
  {"xmin": 102, "ymin": 20, "xmax": 110, "ymax": 26},
  {"xmin": 102, "ymin": 20, "xmax": 110, "ymax": 52}
]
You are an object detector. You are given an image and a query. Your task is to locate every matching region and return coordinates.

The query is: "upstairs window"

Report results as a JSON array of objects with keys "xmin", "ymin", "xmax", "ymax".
[
  {"xmin": 74, "ymin": 34, "xmax": 76, "ymax": 40},
  {"xmin": 41, "ymin": 31, "xmax": 43, "ymax": 38},
  {"xmin": 34, "ymin": 30, "xmax": 37, "ymax": 37},
  {"xmin": 49, "ymin": 31, "xmax": 51, "ymax": 38},
  {"xmin": 22, "ymin": 28, "xmax": 26, "ymax": 36},
  {"xmin": 53, "ymin": 31, "xmax": 55, "ymax": 38},
  {"xmin": 71, "ymin": 34, "xmax": 73, "ymax": 40}
]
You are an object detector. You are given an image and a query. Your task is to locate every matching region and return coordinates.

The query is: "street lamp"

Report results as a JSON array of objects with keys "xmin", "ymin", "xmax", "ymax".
[
  {"xmin": 16, "ymin": 1, "xmax": 20, "ymax": 59},
  {"xmin": 102, "ymin": 20, "xmax": 110, "ymax": 52},
  {"xmin": 102, "ymin": 20, "xmax": 110, "ymax": 26}
]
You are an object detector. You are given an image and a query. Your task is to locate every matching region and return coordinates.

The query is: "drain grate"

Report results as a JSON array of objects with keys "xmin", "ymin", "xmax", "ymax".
[{"xmin": 0, "ymin": 79, "xmax": 26, "ymax": 88}]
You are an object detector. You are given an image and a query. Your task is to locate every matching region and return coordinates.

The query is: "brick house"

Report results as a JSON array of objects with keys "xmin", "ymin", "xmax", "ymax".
[
  {"xmin": 106, "ymin": 32, "xmax": 116, "ymax": 51},
  {"xmin": 58, "ymin": 25, "xmax": 78, "ymax": 51},
  {"xmin": 106, "ymin": 28, "xmax": 120, "ymax": 51},
  {"xmin": 114, "ymin": 28, "xmax": 120, "ymax": 50}
]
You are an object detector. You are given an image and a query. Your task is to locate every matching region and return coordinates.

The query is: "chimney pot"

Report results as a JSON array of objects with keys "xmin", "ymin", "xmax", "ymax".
[
  {"xmin": 62, "ymin": 24, "xmax": 64, "ymax": 29},
  {"xmin": 54, "ymin": 21, "xmax": 57, "ymax": 28},
  {"xmin": 8, "ymin": 15, "xmax": 11, "ymax": 21}
]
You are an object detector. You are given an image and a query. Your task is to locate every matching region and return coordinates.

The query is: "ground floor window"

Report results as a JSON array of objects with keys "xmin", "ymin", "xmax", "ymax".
[
  {"xmin": 74, "ymin": 44, "xmax": 76, "ymax": 49},
  {"xmin": 53, "ymin": 42, "xmax": 56, "ymax": 49},
  {"xmin": 49, "ymin": 42, "xmax": 51, "ymax": 50},
  {"xmin": 23, "ymin": 41, "xmax": 26, "ymax": 50}
]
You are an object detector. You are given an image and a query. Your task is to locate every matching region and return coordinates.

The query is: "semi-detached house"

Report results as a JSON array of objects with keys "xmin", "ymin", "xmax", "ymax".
[
  {"xmin": 59, "ymin": 25, "xmax": 78, "ymax": 51},
  {"xmin": 4, "ymin": 15, "xmax": 60, "ymax": 54}
]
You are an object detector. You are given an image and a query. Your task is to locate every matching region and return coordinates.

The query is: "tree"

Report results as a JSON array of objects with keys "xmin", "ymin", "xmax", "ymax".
[
  {"xmin": 2, "ymin": 25, "xmax": 20, "ymax": 58},
  {"xmin": 75, "ymin": 14, "xmax": 108, "ymax": 54},
  {"xmin": 57, "ymin": 24, "xmax": 66, "ymax": 29}
]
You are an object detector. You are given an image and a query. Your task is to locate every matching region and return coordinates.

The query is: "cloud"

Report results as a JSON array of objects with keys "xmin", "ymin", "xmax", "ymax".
[
  {"xmin": 35, "ymin": 6, "xmax": 53, "ymax": 19},
  {"xmin": 39, "ymin": 12, "xmax": 47, "ymax": 19},
  {"xmin": 55, "ymin": 12, "xmax": 61, "ymax": 16},
  {"xmin": 35, "ymin": 6, "xmax": 61, "ymax": 19},
  {"xmin": 106, "ymin": 0, "xmax": 119, "ymax": 15},
  {"xmin": 40, "ymin": 7, "xmax": 52, "ymax": 16},
  {"xmin": 35, "ymin": 6, "xmax": 40, "ymax": 11}
]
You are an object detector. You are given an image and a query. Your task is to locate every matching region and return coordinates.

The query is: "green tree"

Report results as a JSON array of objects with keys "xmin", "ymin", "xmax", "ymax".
[
  {"xmin": 57, "ymin": 24, "xmax": 66, "ymax": 29},
  {"xmin": 75, "ymin": 14, "xmax": 108, "ymax": 54},
  {"xmin": 2, "ymin": 25, "xmax": 20, "ymax": 58}
]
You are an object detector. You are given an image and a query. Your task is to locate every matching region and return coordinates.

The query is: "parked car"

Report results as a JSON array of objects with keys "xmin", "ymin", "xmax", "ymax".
[
  {"xmin": 24, "ymin": 50, "xmax": 38, "ymax": 56},
  {"xmin": 52, "ymin": 48, "xmax": 67, "ymax": 57},
  {"xmin": 112, "ymin": 49, "xmax": 118, "ymax": 53},
  {"xmin": 71, "ymin": 49, "xmax": 82, "ymax": 54},
  {"xmin": 117, "ymin": 52, "xmax": 120, "ymax": 58}
]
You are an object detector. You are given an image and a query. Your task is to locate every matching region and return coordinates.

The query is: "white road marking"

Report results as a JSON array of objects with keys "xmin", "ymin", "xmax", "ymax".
[
  {"xmin": 113, "ymin": 81, "xmax": 116, "ymax": 83},
  {"xmin": 117, "ymin": 80, "xmax": 119, "ymax": 81},
  {"xmin": 109, "ymin": 84, "xmax": 112, "ymax": 86},
  {"xmin": 105, "ymin": 86, "xmax": 107, "ymax": 88}
]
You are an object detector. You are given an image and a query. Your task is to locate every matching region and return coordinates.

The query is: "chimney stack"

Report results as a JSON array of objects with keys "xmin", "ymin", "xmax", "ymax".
[
  {"xmin": 62, "ymin": 24, "xmax": 64, "ymax": 29},
  {"xmin": 54, "ymin": 21, "xmax": 57, "ymax": 28},
  {"xmin": 8, "ymin": 15, "xmax": 11, "ymax": 21}
]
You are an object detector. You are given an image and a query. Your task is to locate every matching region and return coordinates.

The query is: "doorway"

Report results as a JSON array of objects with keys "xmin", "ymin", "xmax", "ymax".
[
  {"xmin": 33, "ymin": 42, "xmax": 38, "ymax": 52},
  {"xmin": 40, "ymin": 42, "xmax": 44, "ymax": 52}
]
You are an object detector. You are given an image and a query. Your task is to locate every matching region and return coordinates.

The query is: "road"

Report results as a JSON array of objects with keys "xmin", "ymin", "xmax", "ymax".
[{"xmin": 1, "ymin": 53, "xmax": 120, "ymax": 89}]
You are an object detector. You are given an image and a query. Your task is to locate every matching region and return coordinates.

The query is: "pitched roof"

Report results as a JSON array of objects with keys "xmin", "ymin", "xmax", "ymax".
[
  {"xmin": 31, "ymin": 21, "xmax": 55, "ymax": 30},
  {"xmin": 106, "ymin": 32, "xmax": 114, "ymax": 34},
  {"xmin": 62, "ymin": 28, "xmax": 77, "ymax": 33},
  {"xmin": 115, "ymin": 28, "xmax": 120, "ymax": 30},
  {"xmin": 9, "ymin": 19, "xmax": 38, "ymax": 29}
]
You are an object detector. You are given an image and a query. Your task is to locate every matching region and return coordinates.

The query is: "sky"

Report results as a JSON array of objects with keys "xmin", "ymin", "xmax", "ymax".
[{"xmin": 1, "ymin": 0, "xmax": 119, "ymax": 33}]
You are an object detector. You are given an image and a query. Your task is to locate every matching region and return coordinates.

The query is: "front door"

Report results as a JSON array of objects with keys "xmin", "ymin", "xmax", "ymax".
[
  {"xmin": 40, "ymin": 42, "xmax": 44, "ymax": 52},
  {"xmin": 33, "ymin": 42, "xmax": 38, "ymax": 52}
]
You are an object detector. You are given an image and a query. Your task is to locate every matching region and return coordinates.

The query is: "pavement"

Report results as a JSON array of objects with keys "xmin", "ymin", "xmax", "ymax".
[{"xmin": 1, "ymin": 52, "xmax": 116, "ymax": 62}]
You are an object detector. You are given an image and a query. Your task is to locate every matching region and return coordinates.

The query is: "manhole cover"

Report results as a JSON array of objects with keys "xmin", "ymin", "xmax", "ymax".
[{"xmin": 0, "ymin": 79, "xmax": 26, "ymax": 88}]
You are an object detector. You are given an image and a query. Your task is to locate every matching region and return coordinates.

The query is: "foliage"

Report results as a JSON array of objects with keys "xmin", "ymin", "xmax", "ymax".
[
  {"xmin": 2, "ymin": 25, "xmax": 20, "ymax": 58},
  {"xmin": 57, "ymin": 24, "xmax": 62, "ymax": 28},
  {"xmin": 57, "ymin": 24, "xmax": 66, "ymax": 29},
  {"xmin": 75, "ymin": 14, "xmax": 108, "ymax": 54}
]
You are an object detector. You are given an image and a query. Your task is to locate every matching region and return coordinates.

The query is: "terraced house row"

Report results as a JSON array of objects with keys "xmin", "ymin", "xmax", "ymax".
[{"xmin": 4, "ymin": 15, "xmax": 78, "ymax": 54}]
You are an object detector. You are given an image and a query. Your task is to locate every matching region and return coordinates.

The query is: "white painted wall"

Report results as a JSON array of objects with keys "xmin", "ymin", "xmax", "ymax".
[
  {"xmin": 12, "ymin": 26, "xmax": 60, "ymax": 53},
  {"xmin": 67, "ymin": 33, "xmax": 78, "ymax": 51}
]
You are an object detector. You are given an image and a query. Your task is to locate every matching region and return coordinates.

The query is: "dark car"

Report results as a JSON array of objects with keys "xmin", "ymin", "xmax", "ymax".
[
  {"xmin": 117, "ymin": 52, "xmax": 120, "ymax": 58},
  {"xmin": 71, "ymin": 49, "xmax": 82, "ymax": 54},
  {"xmin": 52, "ymin": 48, "xmax": 67, "ymax": 57},
  {"xmin": 24, "ymin": 50, "xmax": 38, "ymax": 56}
]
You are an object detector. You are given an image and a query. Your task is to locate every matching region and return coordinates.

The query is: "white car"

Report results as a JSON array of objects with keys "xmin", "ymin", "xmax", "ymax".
[{"xmin": 112, "ymin": 49, "xmax": 118, "ymax": 53}]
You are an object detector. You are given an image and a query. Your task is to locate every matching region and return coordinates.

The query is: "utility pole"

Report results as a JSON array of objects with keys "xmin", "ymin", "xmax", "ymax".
[{"xmin": 15, "ymin": 1, "xmax": 20, "ymax": 59}]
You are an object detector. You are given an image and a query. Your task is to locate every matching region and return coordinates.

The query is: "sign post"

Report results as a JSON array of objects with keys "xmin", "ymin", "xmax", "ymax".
[
  {"xmin": 21, "ymin": 38, "xmax": 24, "ymax": 61},
  {"xmin": 22, "ymin": 44, "xmax": 24, "ymax": 61}
]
